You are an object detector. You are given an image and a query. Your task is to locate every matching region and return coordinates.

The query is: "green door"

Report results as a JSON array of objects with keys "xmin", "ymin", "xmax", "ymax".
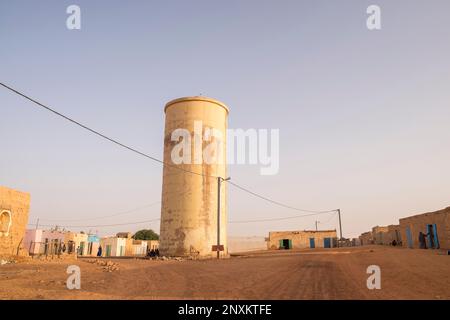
[
  {"xmin": 79, "ymin": 242, "xmax": 85, "ymax": 256},
  {"xmin": 279, "ymin": 240, "xmax": 284, "ymax": 249},
  {"xmin": 288, "ymin": 239, "xmax": 292, "ymax": 249},
  {"xmin": 106, "ymin": 245, "xmax": 111, "ymax": 257}
]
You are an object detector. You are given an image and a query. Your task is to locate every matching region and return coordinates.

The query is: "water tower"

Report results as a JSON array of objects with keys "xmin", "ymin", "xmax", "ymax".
[{"xmin": 159, "ymin": 97, "xmax": 229, "ymax": 258}]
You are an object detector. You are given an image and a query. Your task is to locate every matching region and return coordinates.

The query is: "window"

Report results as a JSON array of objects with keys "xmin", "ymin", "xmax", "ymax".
[{"xmin": 0, "ymin": 210, "xmax": 12, "ymax": 236}]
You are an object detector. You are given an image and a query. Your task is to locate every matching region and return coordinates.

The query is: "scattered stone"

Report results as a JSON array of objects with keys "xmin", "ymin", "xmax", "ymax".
[
  {"xmin": 83, "ymin": 258, "xmax": 119, "ymax": 271},
  {"xmin": 0, "ymin": 259, "xmax": 16, "ymax": 265}
]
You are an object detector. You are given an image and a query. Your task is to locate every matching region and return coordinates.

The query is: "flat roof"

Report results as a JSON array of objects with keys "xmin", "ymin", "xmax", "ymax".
[{"xmin": 164, "ymin": 96, "xmax": 229, "ymax": 114}]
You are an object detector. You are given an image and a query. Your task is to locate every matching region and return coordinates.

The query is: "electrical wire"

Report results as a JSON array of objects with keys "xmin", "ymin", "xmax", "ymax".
[
  {"xmin": 318, "ymin": 211, "xmax": 338, "ymax": 226},
  {"xmin": 229, "ymin": 211, "xmax": 333, "ymax": 223},
  {"xmin": 227, "ymin": 180, "xmax": 337, "ymax": 214},
  {"xmin": 33, "ymin": 201, "xmax": 161, "ymax": 222},
  {"xmin": 2, "ymin": 82, "xmax": 339, "ymax": 218},
  {"xmin": 27, "ymin": 218, "xmax": 161, "ymax": 229},
  {"xmin": 0, "ymin": 82, "xmax": 214, "ymax": 179}
]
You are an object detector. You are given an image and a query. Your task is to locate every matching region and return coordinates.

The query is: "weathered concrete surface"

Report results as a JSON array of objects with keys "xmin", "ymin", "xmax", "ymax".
[{"xmin": 160, "ymin": 97, "xmax": 228, "ymax": 258}]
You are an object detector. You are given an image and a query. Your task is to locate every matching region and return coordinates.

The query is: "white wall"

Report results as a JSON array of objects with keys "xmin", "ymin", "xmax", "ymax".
[{"xmin": 100, "ymin": 237, "xmax": 127, "ymax": 257}]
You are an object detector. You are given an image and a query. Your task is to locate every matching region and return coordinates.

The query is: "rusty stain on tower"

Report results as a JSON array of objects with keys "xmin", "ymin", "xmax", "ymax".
[{"xmin": 159, "ymin": 97, "xmax": 229, "ymax": 258}]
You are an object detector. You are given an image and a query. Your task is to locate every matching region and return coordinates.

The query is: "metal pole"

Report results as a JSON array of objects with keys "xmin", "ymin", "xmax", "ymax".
[
  {"xmin": 35, "ymin": 218, "xmax": 39, "ymax": 230},
  {"xmin": 338, "ymin": 209, "xmax": 343, "ymax": 240},
  {"xmin": 315, "ymin": 221, "xmax": 318, "ymax": 231},
  {"xmin": 217, "ymin": 177, "xmax": 221, "ymax": 259}
]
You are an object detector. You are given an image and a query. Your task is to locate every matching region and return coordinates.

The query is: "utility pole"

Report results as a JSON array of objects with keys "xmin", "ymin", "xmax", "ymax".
[
  {"xmin": 315, "ymin": 220, "xmax": 319, "ymax": 231},
  {"xmin": 35, "ymin": 218, "xmax": 39, "ymax": 230},
  {"xmin": 217, "ymin": 176, "xmax": 230, "ymax": 259},
  {"xmin": 337, "ymin": 209, "xmax": 343, "ymax": 240}
]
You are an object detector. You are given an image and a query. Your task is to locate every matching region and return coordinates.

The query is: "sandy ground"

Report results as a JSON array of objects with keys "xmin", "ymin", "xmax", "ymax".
[{"xmin": 0, "ymin": 246, "xmax": 449, "ymax": 300}]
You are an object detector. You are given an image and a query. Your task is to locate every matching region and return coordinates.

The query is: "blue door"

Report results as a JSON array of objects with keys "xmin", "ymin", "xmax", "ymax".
[
  {"xmin": 406, "ymin": 227, "xmax": 413, "ymax": 248},
  {"xmin": 427, "ymin": 224, "xmax": 440, "ymax": 249},
  {"xmin": 309, "ymin": 238, "xmax": 315, "ymax": 248},
  {"xmin": 433, "ymin": 224, "xmax": 440, "ymax": 249},
  {"xmin": 324, "ymin": 238, "xmax": 331, "ymax": 248}
]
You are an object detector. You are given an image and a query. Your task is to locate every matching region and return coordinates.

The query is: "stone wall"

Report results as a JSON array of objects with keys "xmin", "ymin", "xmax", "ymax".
[
  {"xmin": 0, "ymin": 186, "xmax": 30, "ymax": 257},
  {"xmin": 228, "ymin": 236, "xmax": 267, "ymax": 253}
]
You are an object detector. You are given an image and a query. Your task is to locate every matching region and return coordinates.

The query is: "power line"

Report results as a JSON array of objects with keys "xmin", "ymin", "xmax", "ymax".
[
  {"xmin": 1, "ymin": 82, "xmax": 338, "ymax": 216},
  {"xmin": 0, "ymin": 82, "xmax": 213, "ymax": 179},
  {"xmin": 33, "ymin": 201, "xmax": 161, "ymax": 222},
  {"xmin": 227, "ymin": 180, "xmax": 337, "ymax": 214},
  {"xmin": 26, "ymin": 218, "xmax": 161, "ymax": 229},
  {"xmin": 28, "ymin": 184, "xmax": 198, "ymax": 223},
  {"xmin": 229, "ymin": 211, "xmax": 333, "ymax": 224},
  {"xmin": 319, "ymin": 211, "xmax": 338, "ymax": 226}
]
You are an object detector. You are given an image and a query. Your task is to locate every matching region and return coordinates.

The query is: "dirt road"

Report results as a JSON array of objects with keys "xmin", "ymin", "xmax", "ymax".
[{"xmin": 0, "ymin": 246, "xmax": 449, "ymax": 299}]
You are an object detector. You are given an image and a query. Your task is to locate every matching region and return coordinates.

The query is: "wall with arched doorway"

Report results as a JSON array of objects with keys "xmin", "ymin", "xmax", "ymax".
[
  {"xmin": 0, "ymin": 210, "xmax": 12, "ymax": 236},
  {"xmin": 0, "ymin": 186, "xmax": 31, "ymax": 257}
]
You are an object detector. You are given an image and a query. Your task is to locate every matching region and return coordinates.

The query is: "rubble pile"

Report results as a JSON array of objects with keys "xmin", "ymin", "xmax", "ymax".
[{"xmin": 84, "ymin": 259, "xmax": 120, "ymax": 272}]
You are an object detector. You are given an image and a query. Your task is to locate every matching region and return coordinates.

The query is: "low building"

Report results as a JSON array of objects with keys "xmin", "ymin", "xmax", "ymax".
[
  {"xmin": 352, "ymin": 238, "xmax": 361, "ymax": 246},
  {"xmin": 359, "ymin": 231, "xmax": 374, "ymax": 246},
  {"xmin": 64, "ymin": 232, "xmax": 89, "ymax": 256},
  {"xmin": 372, "ymin": 226, "xmax": 389, "ymax": 245},
  {"xmin": 87, "ymin": 234, "xmax": 100, "ymax": 256},
  {"xmin": 267, "ymin": 230, "xmax": 337, "ymax": 250},
  {"xmin": 131, "ymin": 240, "xmax": 147, "ymax": 256},
  {"xmin": 100, "ymin": 236, "xmax": 127, "ymax": 257},
  {"xmin": 385, "ymin": 224, "xmax": 402, "ymax": 245},
  {"xmin": 399, "ymin": 206, "xmax": 450, "ymax": 250},
  {"xmin": 24, "ymin": 229, "xmax": 66, "ymax": 255},
  {"xmin": 116, "ymin": 232, "xmax": 134, "ymax": 256},
  {"xmin": 0, "ymin": 186, "xmax": 30, "ymax": 257},
  {"xmin": 147, "ymin": 240, "xmax": 159, "ymax": 251}
]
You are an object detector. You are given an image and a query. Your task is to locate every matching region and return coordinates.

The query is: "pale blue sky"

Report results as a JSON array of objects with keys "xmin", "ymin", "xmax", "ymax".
[{"xmin": 1, "ymin": 0, "xmax": 450, "ymax": 238}]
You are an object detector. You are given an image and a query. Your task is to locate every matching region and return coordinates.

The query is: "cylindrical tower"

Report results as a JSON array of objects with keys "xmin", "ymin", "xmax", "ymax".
[{"xmin": 159, "ymin": 96, "xmax": 228, "ymax": 258}]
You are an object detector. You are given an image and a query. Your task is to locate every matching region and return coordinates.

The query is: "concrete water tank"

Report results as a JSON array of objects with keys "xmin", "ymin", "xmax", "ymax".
[{"xmin": 159, "ymin": 96, "xmax": 229, "ymax": 258}]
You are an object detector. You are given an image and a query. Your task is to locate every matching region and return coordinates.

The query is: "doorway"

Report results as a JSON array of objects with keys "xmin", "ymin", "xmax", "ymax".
[
  {"xmin": 324, "ymin": 238, "xmax": 331, "ymax": 248},
  {"xmin": 279, "ymin": 239, "xmax": 292, "ymax": 249},
  {"xmin": 406, "ymin": 227, "xmax": 413, "ymax": 248},
  {"xmin": 426, "ymin": 224, "xmax": 440, "ymax": 249},
  {"xmin": 105, "ymin": 245, "xmax": 111, "ymax": 257},
  {"xmin": 79, "ymin": 242, "xmax": 85, "ymax": 256},
  {"xmin": 309, "ymin": 238, "xmax": 315, "ymax": 248}
]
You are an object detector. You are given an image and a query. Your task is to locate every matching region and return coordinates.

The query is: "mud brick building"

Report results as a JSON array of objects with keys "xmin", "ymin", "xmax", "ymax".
[
  {"xmin": 0, "ymin": 186, "xmax": 30, "ymax": 257},
  {"xmin": 400, "ymin": 206, "xmax": 450, "ymax": 250},
  {"xmin": 267, "ymin": 230, "xmax": 337, "ymax": 250},
  {"xmin": 372, "ymin": 226, "xmax": 389, "ymax": 245},
  {"xmin": 385, "ymin": 224, "xmax": 402, "ymax": 245},
  {"xmin": 359, "ymin": 231, "xmax": 374, "ymax": 245},
  {"xmin": 360, "ymin": 224, "xmax": 402, "ymax": 246}
]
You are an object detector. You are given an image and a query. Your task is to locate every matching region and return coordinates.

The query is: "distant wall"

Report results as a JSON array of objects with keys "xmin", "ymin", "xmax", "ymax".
[{"xmin": 228, "ymin": 236, "xmax": 266, "ymax": 253}]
